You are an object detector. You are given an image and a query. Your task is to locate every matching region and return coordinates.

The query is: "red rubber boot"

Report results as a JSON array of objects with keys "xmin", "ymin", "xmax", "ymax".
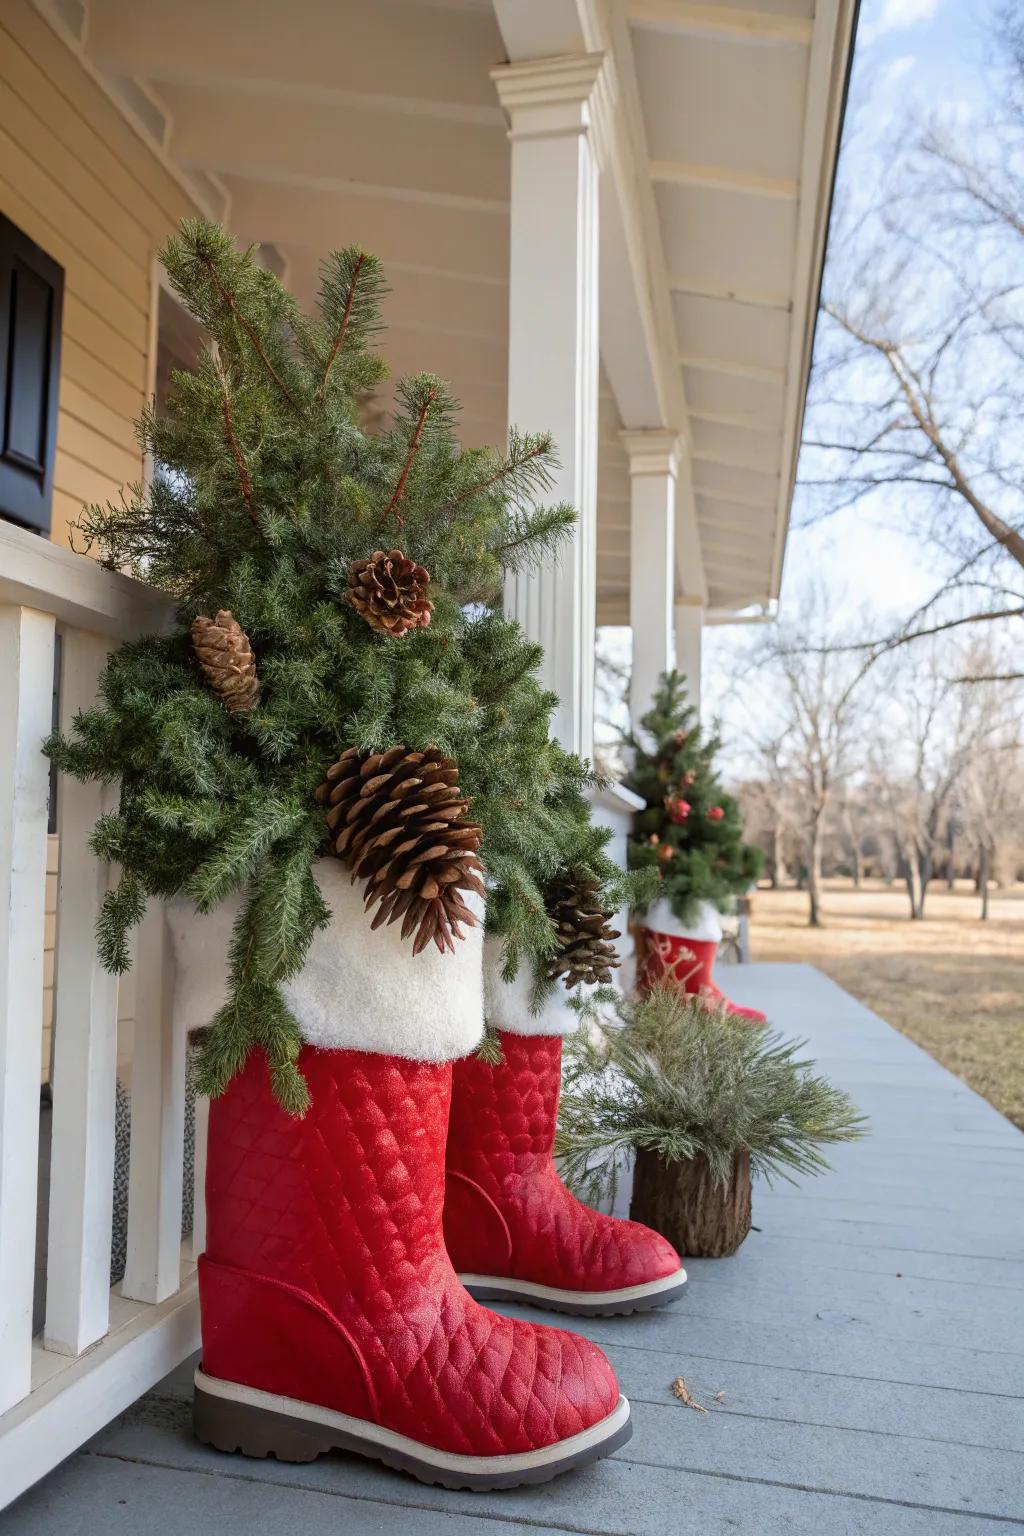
[
  {"xmin": 638, "ymin": 928, "xmax": 767, "ymax": 1025},
  {"xmin": 444, "ymin": 1032, "xmax": 687, "ymax": 1316},
  {"xmin": 194, "ymin": 1046, "xmax": 629, "ymax": 1489}
]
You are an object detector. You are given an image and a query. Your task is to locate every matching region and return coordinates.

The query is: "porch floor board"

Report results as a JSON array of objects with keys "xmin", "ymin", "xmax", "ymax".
[{"xmin": 9, "ymin": 965, "xmax": 1024, "ymax": 1534}]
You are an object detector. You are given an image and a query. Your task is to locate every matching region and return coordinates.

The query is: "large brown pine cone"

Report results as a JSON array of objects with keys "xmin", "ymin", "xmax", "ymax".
[
  {"xmin": 191, "ymin": 610, "xmax": 261, "ymax": 712},
  {"xmin": 345, "ymin": 548, "xmax": 433, "ymax": 637},
  {"xmin": 316, "ymin": 745, "xmax": 484, "ymax": 955},
  {"xmin": 545, "ymin": 870, "xmax": 621, "ymax": 989}
]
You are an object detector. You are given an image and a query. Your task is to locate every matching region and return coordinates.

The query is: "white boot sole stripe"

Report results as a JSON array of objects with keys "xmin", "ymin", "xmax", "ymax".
[
  {"xmin": 459, "ymin": 1267, "xmax": 687, "ymax": 1308},
  {"xmin": 194, "ymin": 1369, "xmax": 631, "ymax": 1487}
]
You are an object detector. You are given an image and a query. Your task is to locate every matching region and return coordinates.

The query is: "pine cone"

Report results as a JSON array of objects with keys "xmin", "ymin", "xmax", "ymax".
[
  {"xmin": 346, "ymin": 548, "xmax": 433, "ymax": 637},
  {"xmin": 316, "ymin": 745, "xmax": 484, "ymax": 955},
  {"xmin": 191, "ymin": 610, "xmax": 261, "ymax": 712},
  {"xmin": 545, "ymin": 870, "xmax": 621, "ymax": 989}
]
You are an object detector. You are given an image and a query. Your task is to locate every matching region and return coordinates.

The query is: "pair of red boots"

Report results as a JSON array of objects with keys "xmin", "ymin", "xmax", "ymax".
[{"xmin": 194, "ymin": 1029, "xmax": 687, "ymax": 1489}]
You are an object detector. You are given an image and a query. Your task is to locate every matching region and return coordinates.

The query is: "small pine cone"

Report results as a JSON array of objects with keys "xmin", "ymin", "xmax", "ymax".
[
  {"xmin": 346, "ymin": 548, "xmax": 433, "ymax": 637},
  {"xmin": 316, "ymin": 745, "xmax": 484, "ymax": 956},
  {"xmin": 191, "ymin": 610, "xmax": 261, "ymax": 712},
  {"xmin": 545, "ymin": 870, "xmax": 621, "ymax": 990}
]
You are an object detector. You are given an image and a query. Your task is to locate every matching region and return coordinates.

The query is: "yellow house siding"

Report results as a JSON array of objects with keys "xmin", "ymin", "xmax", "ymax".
[
  {"xmin": 0, "ymin": 2, "xmax": 202, "ymax": 1080},
  {"xmin": 0, "ymin": 0, "xmax": 201, "ymax": 550}
]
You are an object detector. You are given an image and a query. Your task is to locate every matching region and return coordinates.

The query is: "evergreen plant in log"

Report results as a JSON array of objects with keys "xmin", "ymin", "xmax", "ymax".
[
  {"xmin": 556, "ymin": 986, "xmax": 866, "ymax": 1256},
  {"xmin": 625, "ymin": 670, "xmax": 762, "ymax": 923},
  {"xmin": 45, "ymin": 220, "xmax": 640, "ymax": 1112}
]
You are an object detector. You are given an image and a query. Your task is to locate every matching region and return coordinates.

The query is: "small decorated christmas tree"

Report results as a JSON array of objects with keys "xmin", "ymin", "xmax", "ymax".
[
  {"xmin": 626, "ymin": 671, "xmax": 762, "ymax": 923},
  {"xmin": 45, "ymin": 220, "xmax": 635, "ymax": 1111}
]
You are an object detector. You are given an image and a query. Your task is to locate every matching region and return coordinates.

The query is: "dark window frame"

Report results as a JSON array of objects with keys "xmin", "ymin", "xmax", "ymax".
[{"xmin": 0, "ymin": 213, "xmax": 64, "ymax": 535}]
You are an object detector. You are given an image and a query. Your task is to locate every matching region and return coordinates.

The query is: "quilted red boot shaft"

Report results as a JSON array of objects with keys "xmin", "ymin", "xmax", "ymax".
[
  {"xmin": 200, "ymin": 1046, "xmax": 621, "ymax": 1462},
  {"xmin": 445, "ymin": 1033, "xmax": 684, "ymax": 1310},
  {"xmin": 638, "ymin": 929, "xmax": 767, "ymax": 1025}
]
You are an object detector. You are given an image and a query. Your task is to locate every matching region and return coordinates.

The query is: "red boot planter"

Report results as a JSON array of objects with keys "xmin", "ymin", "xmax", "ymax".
[
  {"xmin": 171, "ymin": 866, "xmax": 630, "ymax": 1490},
  {"xmin": 444, "ymin": 945, "xmax": 687, "ymax": 1317},
  {"xmin": 637, "ymin": 899, "xmax": 766, "ymax": 1026}
]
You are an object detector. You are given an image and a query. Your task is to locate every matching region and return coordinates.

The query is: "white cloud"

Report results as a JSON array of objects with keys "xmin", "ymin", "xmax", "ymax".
[
  {"xmin": 860, "ymin": 0, "xmax": 940, "ymax": 46},
  {"xmin": 883, "ymin": 54, "xmax": 917, "ymax": 87}
]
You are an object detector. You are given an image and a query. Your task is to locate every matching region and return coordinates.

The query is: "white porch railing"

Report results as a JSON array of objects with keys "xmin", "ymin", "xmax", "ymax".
[{"xmin": 0, "ymin": 519, "xmax": 202, "ymax": 1509}]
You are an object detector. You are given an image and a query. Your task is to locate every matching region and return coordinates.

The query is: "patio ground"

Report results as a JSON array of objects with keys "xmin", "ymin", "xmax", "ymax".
[
  {"xmin": 750, "ymin": 880, "xmax": 1024, "ymax": 1129},
  {"xmin": 7, "ymin": 964, "xmax": 1024, "ymax": 1535}
]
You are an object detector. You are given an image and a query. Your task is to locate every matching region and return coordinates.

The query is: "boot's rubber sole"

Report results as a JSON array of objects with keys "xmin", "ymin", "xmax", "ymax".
[
  {"xmin": 459, "ymin": 1267, "xmax": 688, "ymax": 1317},
  {"xmin": 193, "ymin": 1368, "xmax": 631, "ymax": 1490}
]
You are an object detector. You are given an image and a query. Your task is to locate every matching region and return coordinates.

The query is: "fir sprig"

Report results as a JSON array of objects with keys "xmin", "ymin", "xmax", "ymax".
[
  {"xmin": 47, "ymin": 219, "xmax": 627, "ymax": 1108},
  {"xmin": 556, "ymin": 988, "xmax": 867, "ymax": 1209}
]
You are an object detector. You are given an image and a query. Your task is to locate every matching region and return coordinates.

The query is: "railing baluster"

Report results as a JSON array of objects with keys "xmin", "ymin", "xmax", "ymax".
[
  {"xmin": 0, "ymin": 606, "xmax": 57, "ymax": 1413},
  {"xmin": 44, "ymin": 630, "xmax": 120, "ymax": 1357},
  {"xmin": 121, "ymin": 904, "xmax": 186, "ymax": 1304}
]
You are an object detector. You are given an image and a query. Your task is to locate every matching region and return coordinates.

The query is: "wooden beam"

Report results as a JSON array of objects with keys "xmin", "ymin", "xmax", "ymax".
[
  {"xmin": 86, "ymin": 0, "xmax": 502, "ymax": 111},
  {"xmin": 694, "ymin": 483, "xmax": 776, "ymax": 511},
  {"xmin": 628, "ymin": 2, "xmax": 814, "ymax": 46},
  {"xmin": 681, "ymin": 354, "xmax": 786, "ymax": 385},
  {"xmin": 650, "ymin": 160, "xmax": 798, "ymax": 201},
  {"xmin": 698, "ymin": 503, "xmax": 776, "ymax": 530},
  {"xmin": 669, "ymin": 276, "xmax": 792, "ymax": 312},
  {"xmin": 225, "ymin": 178, "xmax": 509, "ymax": 286},
  {"xmin": 163, "ymin": 82, "xmax": 509, "ymax": 210}
]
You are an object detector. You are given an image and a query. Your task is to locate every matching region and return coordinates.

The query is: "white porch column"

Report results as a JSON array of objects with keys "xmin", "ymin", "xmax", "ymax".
[
  {"xmin": 622, "ymin": 430, "xmax": 682, "ymax": 731},
  {"xmin": 492, "ymin": 53, "xmax": 607, "ymax": 758},
  {"xmin": 674, "ymin": 598, "xmax": 704, "ymax": 716}
]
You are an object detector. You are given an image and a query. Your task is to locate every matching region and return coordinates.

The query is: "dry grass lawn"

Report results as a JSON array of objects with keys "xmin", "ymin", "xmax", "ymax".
[{"xmin": 749, "ymin": 879, "xmax": 1024, "ymax": 1129}]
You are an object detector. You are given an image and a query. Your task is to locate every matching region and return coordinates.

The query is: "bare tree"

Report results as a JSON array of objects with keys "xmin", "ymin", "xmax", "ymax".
[
  {"xmin": 735, "ymin": 732, "xmax": 801, "ymax": 890},
  {"xmin": 958, "ymin": 660, "xmax": 1024, "ymax": 916},
  {"xmin": 870, "ymin": 641, "xmax": 1017, "ymax": 917},
  {"xmin": 800, "ymin": 10, "xmax": 1024, "ymax": 673},
  {"xmin": 749, "ymin": 587, "xmax": 864, "ymax": 926}
]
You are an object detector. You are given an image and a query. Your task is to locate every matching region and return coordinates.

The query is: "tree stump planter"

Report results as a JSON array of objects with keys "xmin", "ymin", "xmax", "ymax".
[{"xmin": 630, "ymin": 1148, "xmax": 752, "ymax": 1258}]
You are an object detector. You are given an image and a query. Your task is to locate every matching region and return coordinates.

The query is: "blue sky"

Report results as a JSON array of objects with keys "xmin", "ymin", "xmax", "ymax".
[
  {"xmin": 702, "ymin": 0, "xmax": 999, "ymax": 715},
  {"xmin": 779, "ymin": 0, "xmax": 990, "ymax": 623}
]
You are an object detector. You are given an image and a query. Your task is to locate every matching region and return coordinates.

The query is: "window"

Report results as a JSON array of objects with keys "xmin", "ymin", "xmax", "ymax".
[
  {"xmin": 0, "ymin": 213, "xmax": 64, "ymax": 534},
  {"xmin": 150, "ymin": 281, "xmax": 206, "ymax": 490}
]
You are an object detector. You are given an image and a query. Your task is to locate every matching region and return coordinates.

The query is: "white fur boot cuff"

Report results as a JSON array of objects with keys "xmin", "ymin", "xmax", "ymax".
[
  {"xmin": 166, "ymin": 858, "xmax": 484, "ymax": 1062},
  {"xmin": 482, "ymin": 937, "xmax": 580, "ymax": 1037},
  {"xmin": 640, "ymin": 897, "xmax": 723, "ymax": 943}
]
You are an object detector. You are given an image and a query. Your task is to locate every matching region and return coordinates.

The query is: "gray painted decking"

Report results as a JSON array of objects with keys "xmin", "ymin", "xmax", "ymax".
[{"xmin": 9, "ymin": 964, "xmax": 1024, "ymax": 1534}]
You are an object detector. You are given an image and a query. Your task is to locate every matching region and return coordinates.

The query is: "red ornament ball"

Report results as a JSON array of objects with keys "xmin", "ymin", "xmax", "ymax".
[
  {"xmin": 707, "ymin": 805, "xmax": 725, "ymax": 821},
  {"xmin": 665, "ymin": 796, "xmax": 691, "ymax": 825}
]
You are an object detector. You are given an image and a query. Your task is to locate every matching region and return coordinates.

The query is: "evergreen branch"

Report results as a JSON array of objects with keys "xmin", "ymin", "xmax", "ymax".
[
  {"xmin": 447, "ymin": 433, "xmax": 554, "ymax": 509},
  {"xmin": 381, "ymin": 385, "xmax": 438, "ymax": 527},
  {"xmin": 218, "ymin": 369, "xmax": 257, "ymax": 523},
  {"xmin": 496, "ymin": 503, "xmax": 577, "ymax": 571},
  {"xmin": 557, "ymin": 990, "xmax": 868, "ymax": 1204},
  {"xmin": 319, "ymin": 251, "xmax": 366, "ymax": 398},
  {"xmin": 201, "ymin": 253, "xmax": 303, "ymax": 417}
]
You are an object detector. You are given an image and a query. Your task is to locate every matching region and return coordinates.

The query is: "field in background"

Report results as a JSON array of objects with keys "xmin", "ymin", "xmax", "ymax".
[{"xmin": 748, "ymin": 879, "xmax": 1024, "ymax": 1129}]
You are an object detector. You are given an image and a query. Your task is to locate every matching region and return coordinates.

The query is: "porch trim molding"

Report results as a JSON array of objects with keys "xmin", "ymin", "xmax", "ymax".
[{"xmin": 490, "ymin": 51, "xmax": 612, "ymax": 146}]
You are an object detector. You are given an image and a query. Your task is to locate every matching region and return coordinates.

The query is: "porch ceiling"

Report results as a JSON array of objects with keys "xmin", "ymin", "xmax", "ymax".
[{"xmin": 69, "ymin": 0, "xmax": 856, "ymax": 619}]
